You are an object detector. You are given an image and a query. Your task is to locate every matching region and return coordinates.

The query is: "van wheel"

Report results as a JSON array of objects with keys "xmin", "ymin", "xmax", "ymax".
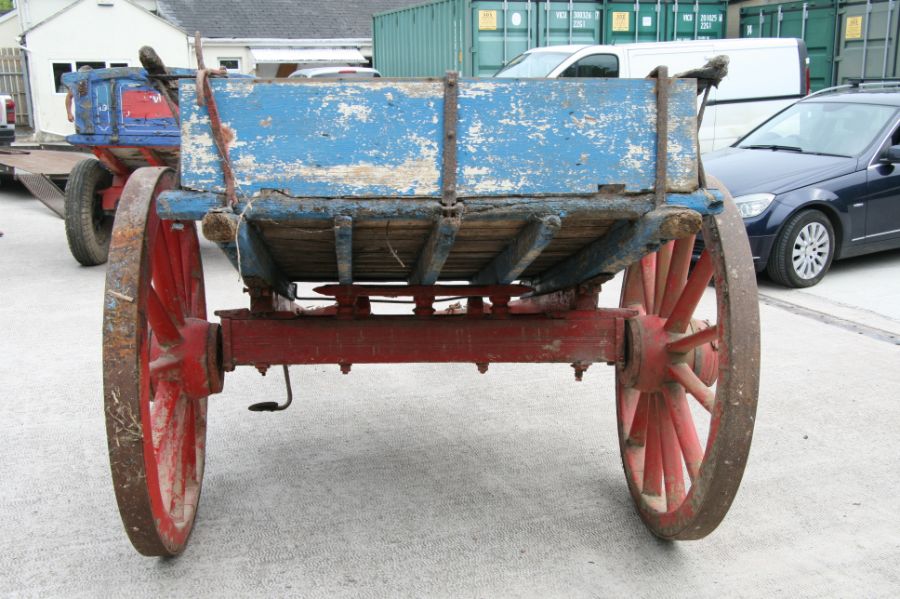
[
  {"xmin": 767, "ymin": 210, "xmax": 835, "ymax": 288},
  {"xmin": 65, "ymin": 158, "xmax": 114, "ymax": 266}
]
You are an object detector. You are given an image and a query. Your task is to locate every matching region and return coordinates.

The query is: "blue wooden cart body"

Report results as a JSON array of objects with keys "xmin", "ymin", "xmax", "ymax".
[
  {"xmin": 159, "ymin": 76, "xmax": 721, "ymax": 296},
  {"xmin": 63, "ymin": 67, "xmax": 191, "ymax": 148}
]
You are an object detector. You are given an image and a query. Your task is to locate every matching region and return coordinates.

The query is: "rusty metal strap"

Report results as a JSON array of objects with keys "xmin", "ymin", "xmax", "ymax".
[
  {"xmin": 441, "ymin": 71, "xmax": 459, "ymax": 213},
  {"xmin": 196, "ymin": 69, "xmax": 236, "ymax": 208},
  {"xmin": 193, "ymin": 32, "xmax": 236, "ymax": 208},
  {"xmin": 652, "ymin": 66, "xmax": 669, "ymax": 208}
]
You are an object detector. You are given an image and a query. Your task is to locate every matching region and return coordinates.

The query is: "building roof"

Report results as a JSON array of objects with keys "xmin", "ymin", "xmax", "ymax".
[{"xmin": 156, "ymin": 0, "xmax": 418, "ymax": 40}]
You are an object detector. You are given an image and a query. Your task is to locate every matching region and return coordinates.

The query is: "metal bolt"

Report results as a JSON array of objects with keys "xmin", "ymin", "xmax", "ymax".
[
  {"xmin": 339, "ymin": 363, "xmax": 352, "ymax": 375},
  {"xmin": 255, "ymin": 364, "xmax": 269, "ymax": 376},
  {"xmin": 571, "ymin": 361, "xmax": 590, "ymax": 382},
  {"xmin": 476, "ymin": 362, "xmax": 489, "ymax": 374}
]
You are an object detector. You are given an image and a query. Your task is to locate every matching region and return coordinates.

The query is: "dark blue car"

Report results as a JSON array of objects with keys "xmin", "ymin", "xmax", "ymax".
[{"xmin": 704, "ymin": 85, "xmax": 900, "ymax": 287}]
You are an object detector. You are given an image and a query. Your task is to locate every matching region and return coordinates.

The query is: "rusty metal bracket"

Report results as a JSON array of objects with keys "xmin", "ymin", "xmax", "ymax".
[
  {"xmin": 653, "ymin": 66, "xmax": 669, "ymax": 208},
  {"xmin": 441, "ymin": 71, "xmax": 460, "ymax": 214}
]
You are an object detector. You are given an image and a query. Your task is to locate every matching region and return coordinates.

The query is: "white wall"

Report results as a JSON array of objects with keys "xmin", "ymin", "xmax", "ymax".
[
  {"xmin": 198, "ymin": 44, "xmax": 253, "ymax": 74},
  {"xmin": 0, "ymin": 11, "xmax": 21, "ymax": 47},
  {"xmin": 25, "ymin": 0, "xmax": 187, "ymax": 136},
  {"xmin": 19, "ymin": 0, "xmax": 158, "ymax": 31}
]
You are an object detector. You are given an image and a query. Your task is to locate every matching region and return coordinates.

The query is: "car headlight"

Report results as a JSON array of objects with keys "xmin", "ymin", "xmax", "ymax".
[{"xmin": 733, "ymin": 193, "xmax": 775, "ymax": 218}]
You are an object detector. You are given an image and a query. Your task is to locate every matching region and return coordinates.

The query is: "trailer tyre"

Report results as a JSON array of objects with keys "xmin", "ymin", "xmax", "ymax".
[{"xmin": 65, "ymin": 158, "xmax": 114, "ymax": 266}]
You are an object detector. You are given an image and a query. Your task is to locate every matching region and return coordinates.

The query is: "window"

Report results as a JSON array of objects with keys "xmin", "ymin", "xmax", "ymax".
[
  {"xmin": 218, "ymin": 58, "xmax": 241, "ymax": 72},
  {"xmin": 53, "ymin": 60, "xmax": 128, "ymax": 93},
  {"xmin": 560, "ymin": 54, "xmax": 619, "ymax": 78},
  {"xmin": 53, "ymin": 63, "xmax": 72, "ymax": 93}
]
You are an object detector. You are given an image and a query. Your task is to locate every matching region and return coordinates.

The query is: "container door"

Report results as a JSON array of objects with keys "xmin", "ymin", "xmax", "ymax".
[
  {"xmin": 836, "ymin": 0, "xmax": 900, "ymax": 83},
  {"xmin": 535, "ymin": 1, "xmax": 602, "ymax": 47},
  {"xmin": 606, "ymin": 1, "xmax": 664, "ymax": 44},
  {"xmin": 666, "ymin": 0, "xmax": 726, "ymax": 41},
  {"xmin": 740, "ymin": 6, "xmax": 778, "ymax": 38},
  {"xmin": 472, "ymin": 1, "xmax": 537, "ymax": 76},
  {"xmin": 782, "ymin": 1, "xmax": 836, "ymax": 91}
]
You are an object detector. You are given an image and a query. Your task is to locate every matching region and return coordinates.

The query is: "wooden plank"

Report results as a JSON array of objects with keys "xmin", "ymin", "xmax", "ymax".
[
  {"xmin": 409, "ymin": 215, "xmax": 462, "ymax": 285},
  {"xmin": 218, "ymin": 221, "xmax": 297, "ymax": 299},
  {"xmin": 472, "ymin": 215, "xmax": 561, "ymax": 284},
  {"xmin": 179, "ymin": 78, "xmax": 698, "ymax": 198},
  {"xmin": 530, "ymin": 208, "xmax": 701, "ymax": 295},
  {"xmin": 333, "ymin": 215, "xmax": 353, "ymax": 285}
]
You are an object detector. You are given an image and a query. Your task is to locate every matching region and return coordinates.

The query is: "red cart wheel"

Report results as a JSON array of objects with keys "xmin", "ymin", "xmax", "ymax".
[
  {"xmin": 616, "ymin": 181, "xmax": 760, "ymax": 540},
  {"xmin": 102, "ymin": 167, "xmax": 222, "ymax": 556}
]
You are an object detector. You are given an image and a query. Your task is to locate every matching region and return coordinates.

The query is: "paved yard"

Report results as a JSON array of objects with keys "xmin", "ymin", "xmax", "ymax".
[{"xmin": 1, "ymin": 184, "xmax": 899, "ymax": 598}]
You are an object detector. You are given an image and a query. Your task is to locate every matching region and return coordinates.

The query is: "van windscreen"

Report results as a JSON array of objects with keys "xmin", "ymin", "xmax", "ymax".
[{"xmin": 494, "ymin": 52, "xmax": 571, "ymax": 78}]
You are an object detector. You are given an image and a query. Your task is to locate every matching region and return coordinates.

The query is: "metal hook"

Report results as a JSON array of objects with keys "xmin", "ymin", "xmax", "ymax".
[{"xmin": 248, "ymin": 365, "xmax": 294, "ymax": 412}]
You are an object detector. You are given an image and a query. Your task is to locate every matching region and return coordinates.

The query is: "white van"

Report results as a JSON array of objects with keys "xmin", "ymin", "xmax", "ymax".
[{"xmin": 494, "ymin": 38, "xmax": 809, "ymax": 153}]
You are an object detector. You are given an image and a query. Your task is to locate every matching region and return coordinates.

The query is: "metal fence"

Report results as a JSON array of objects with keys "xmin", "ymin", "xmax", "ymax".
[{"xmin": 0, "ymin": 47, "xmax": 30, "ymax": 127}]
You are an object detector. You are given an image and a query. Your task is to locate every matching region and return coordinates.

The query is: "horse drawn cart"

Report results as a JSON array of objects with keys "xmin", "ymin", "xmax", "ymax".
[
  {"xmin": 102, "ymin": 65, "xmax": 760, "ymax": 555},
  {"xmin": 61, "ymin": 64, "xmax": 192, "ymax": 265}
]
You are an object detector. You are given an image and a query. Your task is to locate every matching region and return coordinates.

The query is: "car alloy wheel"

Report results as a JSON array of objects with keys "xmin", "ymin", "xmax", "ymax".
[{"xmin": 791, "ymin": 221, "xmax": 830, "ymax": 280}]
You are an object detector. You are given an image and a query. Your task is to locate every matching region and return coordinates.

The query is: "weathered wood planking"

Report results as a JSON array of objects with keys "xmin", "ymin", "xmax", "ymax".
[{"xmin": 179, "ymin": 78, "xmax": 698, "ymax": 198}]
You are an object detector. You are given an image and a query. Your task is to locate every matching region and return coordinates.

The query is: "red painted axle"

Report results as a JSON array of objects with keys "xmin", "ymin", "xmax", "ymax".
[{"xmin": 217, "ymin": 309, "xmax": 626, "ymax": 371}]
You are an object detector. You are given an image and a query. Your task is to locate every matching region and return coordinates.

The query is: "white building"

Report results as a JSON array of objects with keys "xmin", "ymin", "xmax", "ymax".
[{"xmin": 14, "ymin": 0, "xmax": 414, "ymax": 139}]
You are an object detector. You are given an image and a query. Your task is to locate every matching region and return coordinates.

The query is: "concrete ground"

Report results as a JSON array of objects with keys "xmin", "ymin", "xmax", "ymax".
[{"xmin": 1, "ymin": 183, "xmax": 899, "ymax": 598}]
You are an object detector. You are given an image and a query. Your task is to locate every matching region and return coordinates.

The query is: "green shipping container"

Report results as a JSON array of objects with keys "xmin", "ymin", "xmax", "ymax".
[
  {"xmin": 374, "ymin": 0, "xmax": 603, "ymax": 77},
  {"xmin": 374, "ymin": 0, "xmax": 727, "ymax": 77},
  {"xmin": 740, "ymin": 0, "xmax": 837, "ymax": 91},
  {"xmin": 834, "ymin": 0, "xmax": 900, "ymax": 83},
  {"xmin": 602, "ymin": 0, "xmax": 727, "ymax": 45}
]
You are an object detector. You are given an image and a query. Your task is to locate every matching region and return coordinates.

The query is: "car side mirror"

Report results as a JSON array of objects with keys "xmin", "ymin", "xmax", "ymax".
[{"xmin": 884, "ymin": 144, "xmax": 900, "ymax": 162}]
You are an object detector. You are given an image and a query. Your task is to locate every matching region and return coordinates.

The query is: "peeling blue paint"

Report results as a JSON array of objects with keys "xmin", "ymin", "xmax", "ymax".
[{"xmin": 178, "ymin": 77, "xmax": 699, "ymax": 198}]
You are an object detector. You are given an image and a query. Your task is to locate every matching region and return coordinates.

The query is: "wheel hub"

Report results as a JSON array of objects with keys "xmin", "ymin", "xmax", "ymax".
[
  {"xmin": 620, "ymin": 315, "xmax": 718, "ymax": 392},
  {"xmin": 150, "ymin": 319, "xmax": 224, "ymax": 401}
]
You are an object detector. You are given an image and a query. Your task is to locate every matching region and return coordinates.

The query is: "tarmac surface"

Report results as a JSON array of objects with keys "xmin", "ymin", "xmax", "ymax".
[{"xmin": 2, "ymin": 183, "xmax": 899, "ymax": 598}]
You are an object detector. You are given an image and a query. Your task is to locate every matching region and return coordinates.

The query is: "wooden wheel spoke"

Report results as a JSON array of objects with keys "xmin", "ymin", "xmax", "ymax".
[
  {"xmin": 641, "ymin": 396, "xmax": 663, "ymax": 497},
  {"xmin": 180, "ymin": 230, "xmax": 204, "ymax": 317},
  {"xmin": 659, "ymin": 394, "xmax": 686, "ymax": 510},
  {"xmin": 160, "ymin": 223, "xmax": 188, "ymax": 316},
  {"xmin": 659, "ymin": 235, "xmax": 695, "ymax": 318},
  {"xmin": 151, "ymin": 224, "xmax": 186, "ymax": 326},
  {"xmin": 160, "ymin": 393, "xmax": 188, "ymax": 518},
  {"xmin": 640, "ymin": 253, "xmax": 657, "ymax": 314},
  {"xmin": 667, "ymin": 362, "xmax": 714, "ymax": 412},
  {"xmin": 664, "ymin": 249, "xmax": 713, "ymax": 334},
  {"xmin": 147, "ymin": 286, "xmax": 182, "ymax": 346},
  {"xmin": 662, "ymin": 384, "xmax": 704, "ymax": 482},
  {"xmin": 149, "ymin": 355, "xmax": 180, "ymax": 381},
  {"xmin": 151, "ymin": 380, "xmax": 180, "ymax": 455},
  {"xmin": 622, "ymin": 261, "xmax": 645, "ymax": 313},
  {"xmin": 627, "ymin": 392, "xmax": 650, "ymax": 446},
  {"xmin": 667, "ymin": 324, "xmax": 718, "ymax": 354},
  {"xmin": 653, "ymin": 241, "xmax": 673, "ymax": 315},
  {"xmin": 620, "ymin": 388, "xmax": 641, "ymax": 437}
]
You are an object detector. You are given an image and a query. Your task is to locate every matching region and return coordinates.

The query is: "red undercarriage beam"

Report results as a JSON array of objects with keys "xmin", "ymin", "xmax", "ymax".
[{"xmin": 218, "ymin": 310, "xmax": 625, "ymax": 370}]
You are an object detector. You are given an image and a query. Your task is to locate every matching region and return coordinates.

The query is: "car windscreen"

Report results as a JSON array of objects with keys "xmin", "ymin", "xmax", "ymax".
[
  {"xmin": 738, "ymin": 101, "xmax": 898, "ymax": 157},
  {"xmin": 494, "ymin": 52, "xmax": 571, "ymax": 78}
]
